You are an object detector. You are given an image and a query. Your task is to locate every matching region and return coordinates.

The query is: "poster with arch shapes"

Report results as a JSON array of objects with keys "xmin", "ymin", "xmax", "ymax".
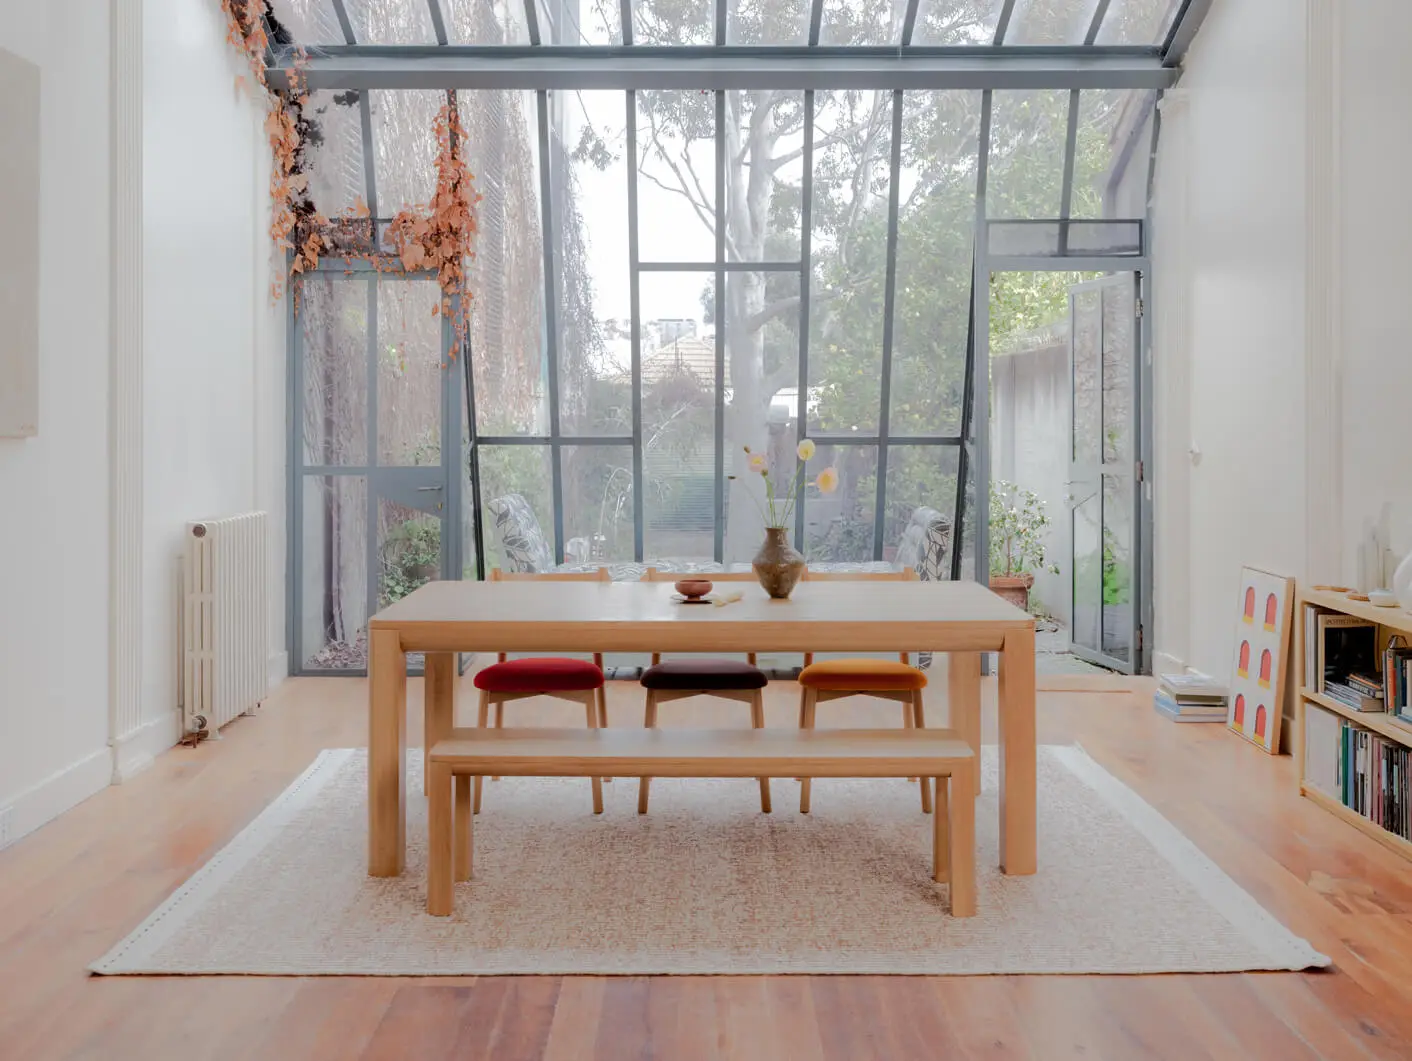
[{"xmin": 1228, "ymin": 566, "xmax": 1294, "ymax": 754}]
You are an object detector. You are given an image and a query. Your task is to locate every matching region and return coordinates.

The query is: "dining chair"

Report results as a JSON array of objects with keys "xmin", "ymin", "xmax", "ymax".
[
  {"xmin": 469, "ymin": 567, "xmax": 612, "ymax": 814},
  {"xmin": 795, "ymin": 567, "xmax": 937, "ymax": 814},
  {"xmin": 635, "ymin": 569, "xmax": 771, "ymax": 813}
]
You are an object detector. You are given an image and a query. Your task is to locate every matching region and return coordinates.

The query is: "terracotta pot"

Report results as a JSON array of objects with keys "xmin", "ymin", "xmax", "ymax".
[
  {"xmin": 674, "ymin": 578, "xmax": 713, "ymax": 600},
  {"xmin": 752, "ymin": 527, "xmax": 805, "ymax": 600},
  {"xmin": 989, "ymin": 572, "xmax": 1034, "ymax": 610}
]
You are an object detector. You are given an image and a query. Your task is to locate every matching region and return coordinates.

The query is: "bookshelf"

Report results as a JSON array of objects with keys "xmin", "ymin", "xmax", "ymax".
[{"xmin": 1295, "ymin": 587, "xmax": 1412, "ymax": 862}]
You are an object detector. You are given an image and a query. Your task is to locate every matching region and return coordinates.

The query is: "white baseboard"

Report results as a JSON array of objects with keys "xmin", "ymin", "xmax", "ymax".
[
  {"xmin": 0, "ymin": 746, "xmax": 113, "ymax": 851},
  {"xmin": 267, "ymin": 650, "xmax": 289, "ymax": 691},
  {"xmin": 1153, "ymin": 651, "xmax": 1189, "ymax": 676},
  {"xmin": 111, "ymin": 710, "xmax": 182, "ymax": 784}
]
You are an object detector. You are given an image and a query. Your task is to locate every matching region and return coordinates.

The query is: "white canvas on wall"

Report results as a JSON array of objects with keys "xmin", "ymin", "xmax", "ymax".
[{"xmin": 1227, "ymin": 566, "xmax": 1294, "ymax": 754}]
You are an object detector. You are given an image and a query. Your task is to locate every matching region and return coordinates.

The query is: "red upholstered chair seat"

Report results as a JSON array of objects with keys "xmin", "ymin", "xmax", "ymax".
[{"xmin": 473, "ymin": 658, "xmax": 604, "ymax": 693}]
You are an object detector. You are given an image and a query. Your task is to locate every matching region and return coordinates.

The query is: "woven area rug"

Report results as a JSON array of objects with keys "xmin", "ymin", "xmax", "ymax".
[{"xmin": 93, "ymin": 746, "xmax": 1328, "ymax": 976}]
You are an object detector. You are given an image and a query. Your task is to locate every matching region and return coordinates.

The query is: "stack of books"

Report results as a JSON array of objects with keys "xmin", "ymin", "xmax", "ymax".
[
  {"xmin": 1154, "ymin": 672, "xmax": 1229, "ymax": 722},
  {"xmin": 1324, "ymin": 672, "xmax": 1385, "ymax": 713}
]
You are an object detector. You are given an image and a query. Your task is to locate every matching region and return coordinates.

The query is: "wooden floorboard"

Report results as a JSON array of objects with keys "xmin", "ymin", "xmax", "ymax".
[{"xmin": 1, "ymin": 671, "xmax": 1410, "ymax": 1060}]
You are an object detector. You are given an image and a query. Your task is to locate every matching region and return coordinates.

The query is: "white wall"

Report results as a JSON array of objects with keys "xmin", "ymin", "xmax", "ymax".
[
  {"xmin": 1150, "ymin": 0, "xmax": 1309, "ymax": 680},
  {"xmin": 0, "ymin": 0, "xmax": 114, "ymax": 839},
  {"xmin": 140, "ymin": 0, "xmax": 286, "ymax": 753}
]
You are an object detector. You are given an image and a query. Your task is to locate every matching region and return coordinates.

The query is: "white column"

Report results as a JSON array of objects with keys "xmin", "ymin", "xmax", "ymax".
[
  {"xmin": 1304, "ymin": 0, "xmax": 1343, "ymax": 584},
  {"xmin": 109, "ymin": 0, "xmax": 145, "ymax": 781}
]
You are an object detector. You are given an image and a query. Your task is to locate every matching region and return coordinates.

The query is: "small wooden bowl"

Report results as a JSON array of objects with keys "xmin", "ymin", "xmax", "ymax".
[{"xmin": 674, "ymin": 578, "xmax": 713, "ymax": 600}]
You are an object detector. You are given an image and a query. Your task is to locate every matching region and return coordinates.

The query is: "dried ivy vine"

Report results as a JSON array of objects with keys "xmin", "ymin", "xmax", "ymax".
[{"xmin": 219, "ymin": 0, "xmax": 478, "ymax": 352}]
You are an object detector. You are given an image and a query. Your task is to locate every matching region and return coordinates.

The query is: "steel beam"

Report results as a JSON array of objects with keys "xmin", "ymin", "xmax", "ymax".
[
  {"xmin": 872, "ymin": 90, "xmax": 904, "ymax": 561},
  {"xmin": 1162, "ymin": 0, "xmax": 1215, "ymax": 68},
  {"xmin": 265, "ymin": 46, "xmax": 1177, "ymax": 91},
  {"xmin": 426, "ymin": 0, "xmax": 449, "ymax": 45},
  {"xmin": 793, "ymin": 90, "xmax": 814, "ymax": 553}
]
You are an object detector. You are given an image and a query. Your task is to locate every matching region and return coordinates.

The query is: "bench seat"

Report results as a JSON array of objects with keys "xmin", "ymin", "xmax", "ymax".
[{"xmin": 426, "ymin": 727, "xmax": 976, "ymax": 918}]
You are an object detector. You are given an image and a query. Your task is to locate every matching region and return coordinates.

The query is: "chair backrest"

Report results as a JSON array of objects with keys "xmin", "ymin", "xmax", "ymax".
[
  {"xmin": 802, "ymin": 567, "xmax": 918, "ymax": 581},
  {"xmin": 486, "ymin": 494, "xmax": 554, "ymax": 573},
  {"xmin": 641, "ymin": 567, "xmax": 759, "ymax": 582},
  {"xmin": 490, "ymin": 567, "xmax": 611, "ymax": 582},
  {"xmin": 893, "ymin": 506, "xmax": 952, "ymax": 581}
]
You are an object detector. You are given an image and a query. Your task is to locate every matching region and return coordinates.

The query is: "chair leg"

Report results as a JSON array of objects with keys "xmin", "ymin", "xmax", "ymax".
[
  {"xmin": 491, "ymin": 700, "xmax": 504, "ymax": 783},
  {"xmin": 932, "ymin": 775, "xmax": 949, "ymax": 884},
  {"xmin": 750, "ymin": 689, "xmax": 772, "ymax": 813},
  {"xmin": 454, "ymin": 774, "xmax": 473, "ymax": 882},
  {"xmin": 914, "ymin": 692, "xmax": 932, "ymax": 815},
  {"xmin": 947, "ymin": 765, "xmax": 977, "ymax": 917},
  {"xmin": 638, "ymin": 691, "xmax": 658, "ymax": 814},
  {"xmin": 583, "ymin": 693, "xmax": 604, "ymax": 815},
  {"xmin": 474, "ymin": 691, "xmax": 490, "ymax": 814},
  {"xmin": 799, "ymin": 688, "xmax": 817, "ymax": 814},
  {"xmin": 903, "ymin": 699, "xmax": 917, "ymax": 783},
  {"xmin": 428, "ymin": 760, "xmax": 454, "ymax": 916}
]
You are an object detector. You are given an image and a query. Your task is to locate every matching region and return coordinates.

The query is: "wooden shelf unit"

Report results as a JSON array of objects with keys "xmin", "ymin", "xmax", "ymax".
[{"xmin": 1295, "ymin": 587, "xmax": 1412, "ymax": 862}]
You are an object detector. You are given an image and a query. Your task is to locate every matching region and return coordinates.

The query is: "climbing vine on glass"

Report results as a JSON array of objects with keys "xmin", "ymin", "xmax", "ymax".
[{"xmin": 218, "ymin": 1, "xmax": 480, "ymax": 355}]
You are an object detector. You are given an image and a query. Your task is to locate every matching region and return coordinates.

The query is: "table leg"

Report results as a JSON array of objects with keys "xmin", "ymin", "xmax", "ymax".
[
  {"xmin": 423, "ymin": 652, "xmax": 456, "ymax": 798},
  {"xmin": 948, "ymin": 651, "xmax": 982, "ymax": 795},
  {"xmin": 998, "ymin": 627, "xmax": 1036, "ymax": 875},
  {"xmin": 369, "ymin": 628, "xmax": 408, "ymax": 877}
]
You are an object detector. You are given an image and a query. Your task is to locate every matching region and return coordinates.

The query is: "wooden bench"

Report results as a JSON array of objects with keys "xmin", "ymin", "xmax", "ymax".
[{"xmin": 426, "ymin": 727, "xmax": 977, "ymax": 918}]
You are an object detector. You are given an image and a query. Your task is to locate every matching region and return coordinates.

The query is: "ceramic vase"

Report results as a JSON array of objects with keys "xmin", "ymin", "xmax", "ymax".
[
  {"xmin": 1395, "ymin": 550, "xmax": 1412, "ymax": 611},
  {"xmin": 752, "ymin": 527, "xmax": 805, "ymax": 599}
]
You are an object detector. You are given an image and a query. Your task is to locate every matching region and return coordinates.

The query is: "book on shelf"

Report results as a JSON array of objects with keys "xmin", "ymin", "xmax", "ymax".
[
  {"xmin": 1304, "ymin": 701, "xmax": 1411, "ymax": 842},
  {"xmin": 1323, "ymin": 680, "xmax": 1384, "ymax": 713},
  {"xmin": 1385, "ymin": 635, "xmax": 1412, "ymax": 722},
  {"xmin": 1157, "ymin": 671, "xmax": 1228, "ymax": 704},
  {"xmin": 1317, "ymin": 612, "xmax": 1379, "ymax": 694}
]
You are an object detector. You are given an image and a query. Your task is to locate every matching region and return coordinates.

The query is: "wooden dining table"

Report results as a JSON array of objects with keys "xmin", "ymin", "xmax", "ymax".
[{"xmin": 366, "ymin": 578, "xmax": 1037, "ymax": 878}]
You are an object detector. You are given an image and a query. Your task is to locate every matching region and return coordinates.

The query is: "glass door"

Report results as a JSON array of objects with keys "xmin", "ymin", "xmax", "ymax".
[
  {"xmin": 1067, "ymin": 274, "xmax": 1139, "ymax": 673},
  {"xmin": 292, "ymin": 270, "xmax": 462, "ymax": 674}
]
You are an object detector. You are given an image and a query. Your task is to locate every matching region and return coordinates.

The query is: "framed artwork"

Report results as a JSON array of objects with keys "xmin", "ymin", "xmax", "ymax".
[{"xmin": 1227, "ymin": 566, "xmax": 1294, "ymax": 754}]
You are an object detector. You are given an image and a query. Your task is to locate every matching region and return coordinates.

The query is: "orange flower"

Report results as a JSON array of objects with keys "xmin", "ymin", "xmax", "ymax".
[{"xmin": 815, "ymin": 467, "xmax": 839, "ymax": 494}]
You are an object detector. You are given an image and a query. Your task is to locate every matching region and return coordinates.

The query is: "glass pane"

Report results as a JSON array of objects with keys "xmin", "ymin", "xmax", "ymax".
[
  {"xmin": 807, "ymin": 90, "xmax": 893, "ymax": 435},
  {"xmin": 1070, "ymin": 488, "xmax": 1101, "ymax": 652},
  {"xmin": 562, "ymin": 445, "xmax": 636, "ymax": 563},
  {"xmin": 369, "ymin": 89, "xmax": 441, "ymax": 217},
  {"xmin": 889, "ymin": 91, "xmax": 980, "ymax": 437},
  {"xmin": 1071, "ymin": 286, "xmax": 1101, "ymax": 465},
  {"xmin": 636, "ymin": 90, "xmax": 716, "ymax": 263},
  {"xmin": 304, "ymin": 90, "xmax": 368, "ymax": 218},
  {"xmin": 377, "ymin": 498, "xmax": 442, "ymax": 610},
  {"xmin": 723, "ymin": 270, "xmax": 801, "ymax": 563},
  {"xmin": 804, "ymin": 443, "xmax": 878, "ymax": 563},
  {"xmin": 458, "ymin": 90, "xmax": 550, "ymax": 434},
  {"xmin": 1101, "ymin": 472, "xmax": 1133, "ymax": 662},
  {"xmin": 1096, "ymin": 0, "xmax": 1178, "ymax": 45},
  {"xmin": 1071, "ymin": 90, "xmax": 1155, "ymax": 220},
  {"xmin": 912, "ymin": 0, "xmax": 1004, "ymax": 45},
  {"xmin": 884, "ymin": 447, "xmax": 959, "ymax": 567},
  {"xmin": 556, "ymin": 90, "xmax": 631, "ymax": 436},
  {"xmin": 447, "ymin": 0, "xmax": 531, "ymax": 44},
  {"xmin": 819, "ymin": 0, "xmax": 902, "ymax": 45},
  {"xmin": 268, "ymin": 0, "xmax": 341, "ymax": 43},
  {"xmin": 634, "ymin": 0, "xmax": 713, "ymax": 44},
  {"xmin": 478, "ymin": 445, "xmax": 554, "ymax": 572},
  {"xmin": 377, "ymin": 279, "xmax": 443, "ymax": 467},
  {"xmin": 1007, "ymin": 0, "xmax": 1095, "ymax": 45},
  {"xmin": 1101, "ymin": 279, "xmax": 1134, "ymax": 465},
  {"xmin": 462, "ymin": 382, "xmax": 478, "ymax": 578},
  {"xmin": 641, "ymin": 273, "xmax": 717, "ymax": 562},
  {"xmin": 726, "ymin": 92, "xmax": 803, "ymax": 262},
  {"xmin": 345, "ymin": 0, "xmax": 437, "ymax": 43},
  {"xmin": 957, "ymin": 445, "xmax": 977, "ymax": 581},
  {"xmin": 986, "ymin": 90, "xmax": 1070, "ymax": 220},
  {"xmin": 300, "ymin": 274, "xmax": 369, "ymax": 466},
  {"xmin": 301, "ymin": 475, "xmax": 368, "ymax": 669},
  {"xmin": 728, "ymin": 0, "xmax": 807, "ymax": 44}
]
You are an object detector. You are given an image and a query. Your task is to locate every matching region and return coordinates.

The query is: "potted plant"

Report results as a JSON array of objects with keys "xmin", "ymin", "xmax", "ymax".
[{"xmin": 989, "ymin": 480, "xmax": 1058, "ymax": 611}]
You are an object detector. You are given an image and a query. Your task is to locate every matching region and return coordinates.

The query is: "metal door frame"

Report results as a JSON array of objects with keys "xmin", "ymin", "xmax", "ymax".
[{"xmin": 286, "ymin": 260, "xmax": 464, "ymax": 677}]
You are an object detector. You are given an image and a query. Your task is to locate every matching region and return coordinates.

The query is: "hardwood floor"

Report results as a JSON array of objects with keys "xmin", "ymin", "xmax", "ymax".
[{"xmin": 2, "ymin": 669, "xmax": 1411, "ymax": 1060}]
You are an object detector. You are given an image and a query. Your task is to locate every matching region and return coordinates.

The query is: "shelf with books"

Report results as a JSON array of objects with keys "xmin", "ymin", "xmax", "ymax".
[{"xmin": 1296, "ymin": 586, "xmax": 1412, "ymax": 863}]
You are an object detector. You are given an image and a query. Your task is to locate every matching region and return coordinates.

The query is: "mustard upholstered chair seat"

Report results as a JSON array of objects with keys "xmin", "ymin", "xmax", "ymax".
[{"xmin": 798, "ymin": 658, "xmax": 928, "ymax": 692}]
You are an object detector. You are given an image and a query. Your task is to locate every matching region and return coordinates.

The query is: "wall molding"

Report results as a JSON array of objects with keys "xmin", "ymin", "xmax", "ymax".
[
  {"xmin": 0, "ymin": 748, "xmax": 113, "ymax": 851},
  {"xmin": 109, "ymin": 0, "xmax": 144, "ymax": 774},
  {"xmin": 111, "ymin": 709, "xmax": 182, "ymax": 784},
  {"xmin": 1304, "ymin": 0, "xmax": 1343, "ymax": 583}
]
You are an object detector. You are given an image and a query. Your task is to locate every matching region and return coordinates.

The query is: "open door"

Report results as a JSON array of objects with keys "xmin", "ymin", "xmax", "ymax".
[{"xmin": 1067, "ymin": 274, "xmax": 1140, "ymax": 673}]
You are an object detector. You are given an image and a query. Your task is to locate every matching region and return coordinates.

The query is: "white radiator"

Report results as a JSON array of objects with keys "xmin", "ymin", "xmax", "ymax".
[{"xmin": 183, "ymin": 512, "xmax": 269, "ymax": 735}]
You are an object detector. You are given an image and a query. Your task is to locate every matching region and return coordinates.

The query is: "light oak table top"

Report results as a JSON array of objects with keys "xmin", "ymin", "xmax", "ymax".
[{"xmin": 370, "ymin": 578, "xmax": 1034, "ymax": 654}]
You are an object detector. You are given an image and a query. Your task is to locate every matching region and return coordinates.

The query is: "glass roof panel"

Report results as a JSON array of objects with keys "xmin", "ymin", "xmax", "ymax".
[
  {"xmin": 727, "ymin": 0, "xmax": 808, "ymax": 45},
  {"xmin": 345, "ymin": 0, "xmax": 439, "ymax": 43},
  {"xmin": 910, "ymin": 0, "xmax": 1002, "ymax": 45},
  {"xmin": 1006, "ymin": 0, "xmax": 1099, "ymax": 45},
  {"xmin": 1095, "ymin": 0, "xmax": 1179, "ymax": 45},
  {"xmin": 634, "ymin": 0, "xmax": 715, "ymax": 44},
  {"xmin": 268, "ymin": 0, "xmax": 346, "ymax": 43},
  {"xmin": 817, "ymin": 0, "xmax": 902, "ymax": 46},
  {"xmin": 447, "ymin": 0, "xmax": 533, "ymax": 44}
]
